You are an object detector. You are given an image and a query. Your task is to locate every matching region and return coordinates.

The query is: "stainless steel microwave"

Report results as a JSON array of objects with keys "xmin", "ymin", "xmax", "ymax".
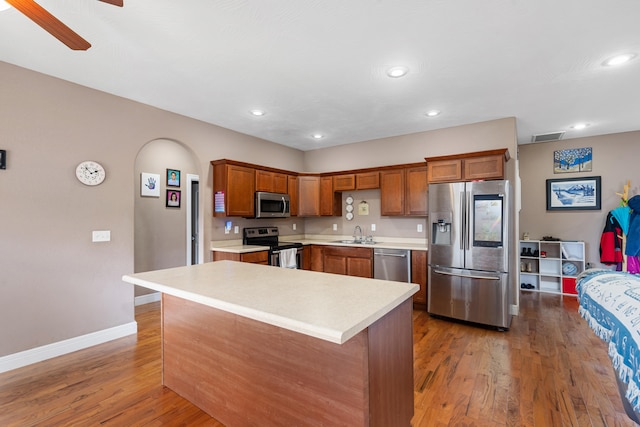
[{"xmin": 255, "ymin": 192, "xmax": 290, "ymax": 218}]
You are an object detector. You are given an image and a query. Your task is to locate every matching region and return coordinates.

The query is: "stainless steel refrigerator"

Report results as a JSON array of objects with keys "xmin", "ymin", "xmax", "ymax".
[{"xmin": 428, "ymin": 180, "xmax": 511, "ymax": 329}]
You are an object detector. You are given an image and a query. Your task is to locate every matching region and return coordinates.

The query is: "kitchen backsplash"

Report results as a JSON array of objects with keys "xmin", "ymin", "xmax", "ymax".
[{"xmin": 210, "ymin": 189, "xmax": 428, "ymax": 241}]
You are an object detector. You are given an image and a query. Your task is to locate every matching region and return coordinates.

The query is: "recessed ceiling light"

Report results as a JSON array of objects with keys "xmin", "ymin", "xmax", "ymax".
[
  {"xmin": 571, "ymin": 123, "xmax": 590, "ymax": 130},
  {"xmin": 386, "ymin": 66, "xmax": 409, "ymax": 78},
  {"xmin": 249, "ymin": 109, "xmax": 265, "ymax": 116},
  {"xmin": 425, "ymin": 110, "xmax": 441, "ymax": 117},
  {"xmin": 311, "ymin": 133, "xmax": 324, "ymax": 140},
  {"xmin": 602, "ymin": 53, "xmax": 636, "ymax": 67},
  {"xmin": 0, "ymin": 1, "xmax": 11, "ymax": 11}
]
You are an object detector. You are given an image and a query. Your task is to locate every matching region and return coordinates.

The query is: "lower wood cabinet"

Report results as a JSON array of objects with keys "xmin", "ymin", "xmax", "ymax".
[
  {"xmin": 212, "ymin": 250, "xmax": 269, "ymax": 265},
  {"xmin": 309, "ymin": 245, "xmax": 373, "ymax": 278},
  {"xmin": 322, "ymin": 246, "xmax": 373, "ymax": 279},
  {"xmin": 411, "ymin": 251, "xmax": 427, "ymax": 309}
]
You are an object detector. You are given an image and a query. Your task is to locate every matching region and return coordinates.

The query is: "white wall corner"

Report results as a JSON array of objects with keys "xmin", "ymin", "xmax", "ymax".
[{"xmin": 0, "ymin": 321, "xmax": 137, "ymax": 374}]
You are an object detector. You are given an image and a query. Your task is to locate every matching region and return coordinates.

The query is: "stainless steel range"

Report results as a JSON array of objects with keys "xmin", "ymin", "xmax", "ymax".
[{"xmin": 242, "ymin": 227, "xmax": 304, "ymax": 268}]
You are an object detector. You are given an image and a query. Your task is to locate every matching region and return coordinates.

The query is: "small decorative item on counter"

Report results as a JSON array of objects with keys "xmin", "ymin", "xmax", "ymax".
[{"xmin": 523, "ymin": 232, "xmax": 530, "ymax": 240}]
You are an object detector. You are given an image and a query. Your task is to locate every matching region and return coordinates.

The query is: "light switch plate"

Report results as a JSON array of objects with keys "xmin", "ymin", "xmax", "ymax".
[
  {"xmin": 234, "ymin": 226, "xmax": 239, "ymax": 234},
  {"xmin": 92, "ymin": 230, "xmax": 111, "ymax": 242},
  {"xmin": 332, "ymin": 224, "xmax": 337, "ymax": 231},
  {"xmin": 417, "ymin": 224, "xmax": 423, "ymax": 232},
  {"xmin": 371, "ymin": 224, "xmax": 376, "ymax": 232}
]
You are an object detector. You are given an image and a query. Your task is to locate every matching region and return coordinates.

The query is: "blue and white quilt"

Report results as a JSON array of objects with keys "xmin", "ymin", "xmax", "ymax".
[{"xmin": 577, "ymin": 269, "xmax": 640, "ymax": 413}]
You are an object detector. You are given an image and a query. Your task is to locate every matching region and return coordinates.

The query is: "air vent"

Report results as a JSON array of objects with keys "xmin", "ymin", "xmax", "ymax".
[{"xmin": 531, "ymin": 131, "xmax": 565, "ymax": 143}]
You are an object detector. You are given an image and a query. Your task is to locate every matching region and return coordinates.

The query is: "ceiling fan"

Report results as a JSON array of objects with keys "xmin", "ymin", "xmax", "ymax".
[{"xmin": 4, "ymin": 0, "xmax": 122, "ymax": 50}]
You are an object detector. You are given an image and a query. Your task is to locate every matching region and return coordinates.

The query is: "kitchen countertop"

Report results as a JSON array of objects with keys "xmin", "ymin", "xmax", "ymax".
[
  {"xmin": 122, "ymin": 261, "xmax": 418, "ymax": 344},
  {"xmin": 210, "ymin": 235, "xmax": 428, "ymax": 253}
]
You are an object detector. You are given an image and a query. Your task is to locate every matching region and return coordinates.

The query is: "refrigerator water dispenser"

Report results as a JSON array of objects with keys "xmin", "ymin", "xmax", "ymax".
[{"xmin": 431, "ymin": 212, "xmax": 452, "ymax": 245}]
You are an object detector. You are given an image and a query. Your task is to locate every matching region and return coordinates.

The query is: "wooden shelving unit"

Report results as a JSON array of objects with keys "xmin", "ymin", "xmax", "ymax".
[{"xmin": 519, "ymin": 240, "xmax": 585, "ymax": 295}]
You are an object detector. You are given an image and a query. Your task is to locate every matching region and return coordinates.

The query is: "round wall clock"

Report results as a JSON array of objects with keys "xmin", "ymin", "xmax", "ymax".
[{"xmin": 75, "ymin": 160, "xmax": 106, "ymax": 186}]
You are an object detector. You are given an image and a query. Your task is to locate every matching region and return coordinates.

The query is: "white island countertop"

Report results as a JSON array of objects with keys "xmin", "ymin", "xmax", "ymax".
[{"xmin": 123, "ymin": 261, "xmax": 418, "ymax": 345}]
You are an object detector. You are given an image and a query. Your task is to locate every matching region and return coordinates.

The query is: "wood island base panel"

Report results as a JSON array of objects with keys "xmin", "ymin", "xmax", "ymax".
[{"xmin": 161, "ymin": 294, "xmax": 414, "ymax": 427}]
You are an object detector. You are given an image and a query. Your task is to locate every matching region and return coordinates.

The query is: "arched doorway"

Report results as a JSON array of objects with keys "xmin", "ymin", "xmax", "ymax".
[{"xmin": 133, "ymin": 138, "xmax": 202, "ymax": 304}]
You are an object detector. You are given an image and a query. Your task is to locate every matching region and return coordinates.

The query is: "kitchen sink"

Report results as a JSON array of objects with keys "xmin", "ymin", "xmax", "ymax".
[{"xmin": 330, "ymin": 240, "xmax": 377, "ymax": 245}]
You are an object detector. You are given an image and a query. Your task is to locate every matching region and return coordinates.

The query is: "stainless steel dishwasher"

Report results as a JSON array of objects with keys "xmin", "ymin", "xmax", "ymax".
[{"xmin": 373, "ymin": 248, "xmax": 411, "ymax": 282}]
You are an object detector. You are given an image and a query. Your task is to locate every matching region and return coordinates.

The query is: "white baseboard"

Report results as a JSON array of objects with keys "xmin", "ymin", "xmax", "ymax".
[
  {"xmin": 510, "ymin": 304, "xmax": 520, "ymax": 316},
  {"xmin": 0, "ymin": 321, "xmax": 137, "ymax": 374},
  {"xmin": 135, "ymin": 292, "xmax": 161, "ymax": 306}
]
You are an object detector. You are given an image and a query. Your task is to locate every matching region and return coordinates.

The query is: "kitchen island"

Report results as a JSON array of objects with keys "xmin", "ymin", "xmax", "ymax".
[{"xmin": 122, "ymin": 261, "xmax": 418, "ymax": 427}]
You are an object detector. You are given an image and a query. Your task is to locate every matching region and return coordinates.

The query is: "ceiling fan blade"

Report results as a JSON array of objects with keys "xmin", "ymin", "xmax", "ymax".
[
  {"xmin": 98, "ymin": 0, "xmax": 123, "ymax": 6},
  {"xmin": 5, "ymin": 0, "xmax": 91, "ymax": 50}
]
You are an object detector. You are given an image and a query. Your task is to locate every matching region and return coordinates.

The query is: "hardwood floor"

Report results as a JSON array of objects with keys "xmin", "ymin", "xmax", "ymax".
[{"xmin": 0, "ymin": 292, "xmax": 635, "ymax": 426}]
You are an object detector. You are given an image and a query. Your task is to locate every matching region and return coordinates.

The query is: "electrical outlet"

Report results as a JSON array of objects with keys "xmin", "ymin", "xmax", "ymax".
[
  {"xmin": 417, "ymin": 224, "xmax": 423, "ymax": 232},
  {"xmin": 371, "ymin": 224, "xmax": 376, "ymax": 232},
  {"xmin": 293, "ymin": 223, "xmax": 297, "ymax": 231},
  {"xmin": 234, "ymin": 226, "xmax": 239, "ymax": 234},
  {"xmin": 332, "ymin": 224, "xmax": 337, "ymax": 231},
  {"xmin": 92, "ymin": 230, "xmax": 111, "ymax": 242}
]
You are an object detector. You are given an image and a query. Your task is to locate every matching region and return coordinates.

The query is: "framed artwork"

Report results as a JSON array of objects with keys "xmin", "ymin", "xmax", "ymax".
[
  {"xmin": 166, "ymin": 189, "xmax": 181, "ymax": 208},
  {"xmin": 141, "ymin": 172, "xmax": 160, "ymax": 197},
  {"xmin": 554, "ymin": 147, "xmax": 592, "ymax": 173},
  {"xmin": 167, "ymin": 169, "xmax": 180, "ymax": 187},
  {"xmin": 546, "ymin": 176, "xmax": 601, "ymax": 211}
]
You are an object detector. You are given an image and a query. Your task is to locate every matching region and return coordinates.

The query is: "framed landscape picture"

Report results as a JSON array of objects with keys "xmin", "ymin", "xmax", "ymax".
[
  {"xmin": 554, "ymin": 147, "xmax": 592, "ymax": 173},
  {"xmin": 546, "ymin": 176, "xmax": 601, "ymax": 211}
]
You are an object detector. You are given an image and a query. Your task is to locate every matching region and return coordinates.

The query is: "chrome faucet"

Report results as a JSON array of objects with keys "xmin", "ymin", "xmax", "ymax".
[{"xmin": 353, "ymin": 225, "xmax": 363, "ymax": 242}]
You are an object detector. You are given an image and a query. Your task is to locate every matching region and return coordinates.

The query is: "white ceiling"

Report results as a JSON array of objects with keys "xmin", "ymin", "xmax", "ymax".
[{"xmin": 1, "ymin": 0, "xmax": 639, "ymax": 151}]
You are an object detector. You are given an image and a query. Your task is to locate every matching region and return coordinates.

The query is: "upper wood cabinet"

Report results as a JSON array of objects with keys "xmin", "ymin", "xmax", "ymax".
[
  {"xmin": 333, "ymin": 172, "xmax": 379, "ymax": 191},
  {"xmin": 256, "ymin": 169, "xmax": 288, "ymax": 193},
  {"xmin": 405, "ymin": 166, "xmax": 428, "ymax": 216},
  {"xmin": 320, "ymin": 176, "xmax": 341, "ymax": 216},
  {"xmin": 288, "ymin": 175, "xmax": 298, "ymax": 217},
  {"xmin": 380, "ymin": 169, "xmax": 405, "ymax": 216},
  {"xmin": 333, "ymin": 174, "xmax": 355, "ymax": 191},
  {"xmin": 356, "ymin": 172, "xmax": 380, "ymax": 190},
  {"xmin": 380, "ymin": 165, "xmax": 427, "ymax": 216},
  {"xmin": 212, "ymin": 160, "xmax": 255, "ymax": 217},
  {"xmin": 426, "ymin": 149, "xmax": 509, "ymax": 183},
  {"xmin": 298, "ymin": 175, "xmax": 321, "ymax": 217}
]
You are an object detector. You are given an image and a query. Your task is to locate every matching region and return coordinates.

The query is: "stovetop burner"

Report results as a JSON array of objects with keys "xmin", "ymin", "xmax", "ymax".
[{"xmin": 243, "ymin": 226, "xmax": 302, "ymax": 250}]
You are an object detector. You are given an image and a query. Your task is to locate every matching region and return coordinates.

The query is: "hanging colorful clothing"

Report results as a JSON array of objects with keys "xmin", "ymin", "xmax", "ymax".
[{"xmin": 600, "ymin": 211, "xmax": 624, "ymax": 270}]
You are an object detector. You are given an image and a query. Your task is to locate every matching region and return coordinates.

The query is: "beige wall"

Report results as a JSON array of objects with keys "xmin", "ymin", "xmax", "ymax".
[
  {"xmin": 518, "ymin": 131, "xmax": 640, "ymax": 267},
  {"xmin": 303, "ymin": 117, "xmax": 518, "ymax": 171},
  {"xmin": 0, "ymin": 61, "xmax": 304, "ymax": 357}
]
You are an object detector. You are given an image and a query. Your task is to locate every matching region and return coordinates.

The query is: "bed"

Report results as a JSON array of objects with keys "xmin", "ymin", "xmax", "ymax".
[{"xmin": 577, "ymin": 269, "xmax": 640, "ymax": 423}]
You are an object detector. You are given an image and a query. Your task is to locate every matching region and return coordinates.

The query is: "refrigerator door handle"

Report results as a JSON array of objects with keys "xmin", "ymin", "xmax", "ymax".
[
  {"xmin": 460, "ymin": 191, "xmax": 466, "ymax": 251},
  {"xmin": 432, "ymin": 268, "xmax": 501, "ymax": 281},
  {"xmin": 465, "ymin": 190, "xmax": 471, "ymax": 251}
]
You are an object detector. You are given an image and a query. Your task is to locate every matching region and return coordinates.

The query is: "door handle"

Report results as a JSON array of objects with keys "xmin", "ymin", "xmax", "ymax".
[
  {"xmin": 432, "ymin": 268, "xmax": 500, "ymax": 281},
  {"xmin": 374, "ymin": 253, "xmax": 406, "ymax": 257}
]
